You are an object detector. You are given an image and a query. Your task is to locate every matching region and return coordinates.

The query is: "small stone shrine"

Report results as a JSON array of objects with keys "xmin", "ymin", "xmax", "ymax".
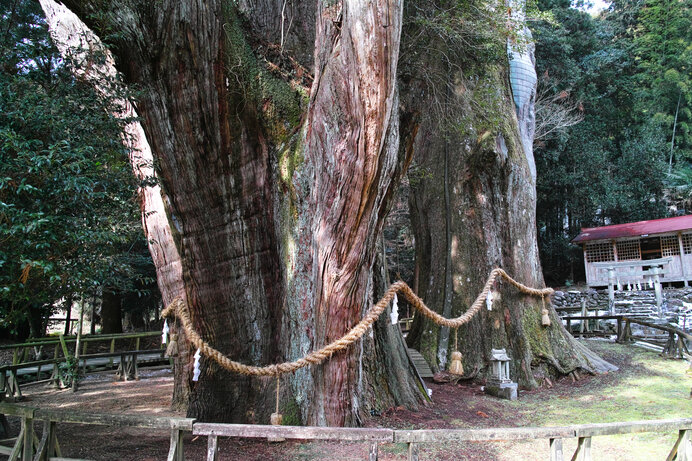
[{"xmin": 485, "ymin": 348, "xmax": 518, "ymax": 401}]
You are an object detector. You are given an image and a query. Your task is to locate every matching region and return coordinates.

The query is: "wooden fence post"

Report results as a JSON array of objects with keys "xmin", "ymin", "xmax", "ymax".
[
  {"xmin": 9, "ymin": 370, "xmax": 22, "ymax": 400},
  {"xmin": 580, "ymin": 299, "xmax": 587, "ymax": 334},
  {"xmin": 549, "ymin": 437, "xmax": 563, "ymax": 461},
  {"xmin": 133, "ymin": 352, "xmax": 139, "ymax": 380},
  {"xmin": 0, "ymin": 374, "xmax": 8, "ymax": 437},
  {"xmin": 663, "ymin": 332, "xmax": 677, "ymax": 357},
  {"xmin": 653, "ymin": 267, "xmax": 663, "ymax": 316},
  {"xmin": 8, "ymin": 423, "xmax": 24, "ymax": 460},
  {"xmin": 608, "ymin": 268, "xmax": 616, "ymax": 315},
  {"xmin": 206, "ymin": 435, "xmax": 218, "ymax": 461},
  {"xmin": 21, "ymin": 415, "xmax": 33, "ymax": 461},
  {"xmin": 668, "ymin": 429, "xmax": 692, "ymax": 461},
  {"xmin": 0, "ymin": 370, "xmax": 6, "ymax": 400},
  {"xmin": 167, "ymin": 420, "xmax": 186, "ymax": 461},
  {"xmin": 82, "ymin": 341, "xmax": 88, "ymax": 375},
  {"xmin": 109, "ymin": 339, "xmax": 115, "ymax": 369},
  {"xmin": 407, "ymin": 442, "xmax": 419, "ymax": 461},
  {"xmin": 572, "ymin": 436, "xmax": 591, "ymax": 461},
  {"xmin": 34, "ymin": 420, "xmax": 54, "ymax": 461},
  {"xmin": 369, "ymin": 442, "xmax": 378, "ymax": 461}
]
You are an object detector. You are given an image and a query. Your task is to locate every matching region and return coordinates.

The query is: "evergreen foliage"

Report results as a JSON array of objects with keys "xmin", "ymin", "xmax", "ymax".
[
  {"xmin": 0, "ymin": 0, "xmax": 157, "ymax": 337},
  {"xmin": 533, "ymin": 0, "xmax": 689, "ymax": 284}
]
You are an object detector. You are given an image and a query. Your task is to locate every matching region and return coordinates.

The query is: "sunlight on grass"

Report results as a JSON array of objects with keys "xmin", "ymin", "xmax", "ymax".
[{"xmin": 489, "ymin": 341, "xmax": 692, "ymax": 460}]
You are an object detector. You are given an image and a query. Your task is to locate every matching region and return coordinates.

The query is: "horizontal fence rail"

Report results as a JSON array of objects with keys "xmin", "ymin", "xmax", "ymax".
[
  {"xmin": 0, "ymin": 331, "xmax": 161, "ymax": 351},
  {"xmin": 0, "ymin": 403, "xmax": 690, "ymax": 461},
  {"xmin": 194, "ymin": 417, "xmax": 692, "ymax": 461}
]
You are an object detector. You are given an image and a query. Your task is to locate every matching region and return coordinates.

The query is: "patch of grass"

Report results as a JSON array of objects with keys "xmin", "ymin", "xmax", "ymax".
[
  {"xmin": 379, "ymin": 442, "xmax": 408, "ymax": 455},
  {"xmin": 519, "ymin": 341, "xmax": 691, "ymax": 426},
  {"xmin": 471, "ymin": 341, "xmax": 692, "ymax": 460}
]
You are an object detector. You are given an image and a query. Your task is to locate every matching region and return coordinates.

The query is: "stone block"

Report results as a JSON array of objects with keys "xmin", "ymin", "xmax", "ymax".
[{"xmin": 485, "ymin": 382, "xmax": 518, "ymax": 401}]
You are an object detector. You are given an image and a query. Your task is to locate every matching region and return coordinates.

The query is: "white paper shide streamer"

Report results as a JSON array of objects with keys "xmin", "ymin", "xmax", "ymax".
[
  {"xmin": 486, "ymin": 291, "xmax": 493, "ymax": 311},
  {"xmin": 390, "ymin": 293, "xmax": 399, "ymax": 325},
  {"xmin": 162, "ymin": 319, "xmax": 169, "ymax": 344},
  {"xmin": 192, "ymin": 348, "xmax": 202, "ymax": 382}
]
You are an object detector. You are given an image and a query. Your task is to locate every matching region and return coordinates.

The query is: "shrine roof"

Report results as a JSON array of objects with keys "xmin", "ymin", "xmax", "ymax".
[{"xmin": 572, "ymin": 215, "xmax": 692, "ymax": 244}]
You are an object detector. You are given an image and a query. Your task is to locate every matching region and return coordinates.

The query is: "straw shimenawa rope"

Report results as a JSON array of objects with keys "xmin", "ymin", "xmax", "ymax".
[{"xmin": 161, "ymin": 268, "xmax": 553, "ymax": 377}]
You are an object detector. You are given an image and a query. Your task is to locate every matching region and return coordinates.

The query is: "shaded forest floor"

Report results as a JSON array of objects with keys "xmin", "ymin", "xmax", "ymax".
[{"xmin": 2, "ymin": 341, "xmax": 690, "ymax": 460}]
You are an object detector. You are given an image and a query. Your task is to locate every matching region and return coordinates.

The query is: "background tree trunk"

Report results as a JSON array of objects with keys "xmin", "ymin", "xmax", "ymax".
[
  {"xmin": 46, "ymin": 0, "xmax": 423, "ymax": 425},
  {"xmin": 402, "ymin": 0, "xmax": 616, "ymax": 386},
  {"xmin": 100, "ymin": 290, "xmax": 122, "ymax": 334}
]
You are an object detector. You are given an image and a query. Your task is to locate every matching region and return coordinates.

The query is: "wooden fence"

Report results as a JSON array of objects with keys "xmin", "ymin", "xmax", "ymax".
[
  {"xmin": 0, "ymin": 403, "xmax": 690, "ymax": 461},
  {"xmin": 0, "ymin": 403, "xmax": 193, "ymax": 461},
  {"xmin": 0, "ymin": 332, "xmax": 166, "ymax": 400},
  {"xmin": 563, "ymin": 314, "xmax": 692, "ymax": 358},
  {"xmin": 0, "ymin": 331, "xmax": 161, "ymax": 366}
]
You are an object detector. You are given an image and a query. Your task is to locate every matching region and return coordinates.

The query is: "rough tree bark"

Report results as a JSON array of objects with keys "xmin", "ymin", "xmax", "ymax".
[
  {"xmin": 403, "ymin": 0, "xmax": 616, "ymax": 387},
  {"xmin": 44, "ymin": 0, "xmax": 423, "ymax": 425}
]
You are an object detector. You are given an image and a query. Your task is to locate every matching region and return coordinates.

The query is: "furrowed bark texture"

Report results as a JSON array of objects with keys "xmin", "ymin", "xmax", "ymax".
[
  {"xmin": 403, "ymin": 3, "xmax": 616, "ymax": 387},
  {"xmin": 295, "ymin": 0, "xmax": 411, "ymax": 426},
  {"xmin": 51, "ymin": 0, "xmax": 423, "ymax": 425}
]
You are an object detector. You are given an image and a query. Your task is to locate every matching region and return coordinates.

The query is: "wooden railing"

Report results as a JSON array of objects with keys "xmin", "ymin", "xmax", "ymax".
[
  {"xmin": 0, "ymin": 402, "xmax": 193, "ymax": 461},
  {"xmin": 0, "ymin": 331, "xmax": 161, "ymax": 366},
  {"xmin": 1, "ymin": 403, "xmax": 689, "ymax": 461},
  {"xmin": 0, "ymin": 331, "xmax": 166, "ymax": 400},
  {"xmin": 561, "ymin": 314, "xmax": 692, "ymax": 358}
]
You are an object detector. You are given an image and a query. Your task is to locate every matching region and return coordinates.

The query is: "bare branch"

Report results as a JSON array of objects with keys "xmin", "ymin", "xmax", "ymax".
[{"xmin": 534, "ymin": 77, "xmax": 584, "ymax": 143}]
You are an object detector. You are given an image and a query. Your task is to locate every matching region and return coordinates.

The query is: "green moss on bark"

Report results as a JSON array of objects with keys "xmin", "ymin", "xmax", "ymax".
[
  {"xmin": 221, "ymin": 4, "xmax": 305, "ymax": 144},
  {"xmin": 280, "ymin": 395, "xmax": 302, "ymax": 426}
]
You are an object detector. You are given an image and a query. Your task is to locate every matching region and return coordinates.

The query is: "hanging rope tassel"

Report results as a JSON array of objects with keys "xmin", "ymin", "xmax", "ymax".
[
  {"xmin": 541, "ymin": 295, "xmax": 551, "ymax": 327},
  {"xmin": 165, "ymin": 332, "xmax": 179, "ymax": 358},
  {"xmin": 448, "ymin": 329, "xmax": 464, "ymax": 375},
  {"xmin": 269, "ymin": 376, "xmax": 285, "ymax": 442}
]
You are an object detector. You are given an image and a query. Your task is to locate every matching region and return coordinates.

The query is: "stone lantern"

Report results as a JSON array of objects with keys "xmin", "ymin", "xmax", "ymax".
[{"xmin": 485, "ymin": 348, "xmax": 517, "ymax": 400}]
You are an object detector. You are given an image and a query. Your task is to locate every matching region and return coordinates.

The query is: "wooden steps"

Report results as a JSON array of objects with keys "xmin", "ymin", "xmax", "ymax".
[{"xmin": 407, "ymin": 348, "xmax": 434, "ymax": 378}]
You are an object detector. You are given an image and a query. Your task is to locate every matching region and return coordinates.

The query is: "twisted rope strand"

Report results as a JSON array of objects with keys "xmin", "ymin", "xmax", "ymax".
[{"xmin": 161, "ymin": 268, "xmax": 553, "ymax": 377}]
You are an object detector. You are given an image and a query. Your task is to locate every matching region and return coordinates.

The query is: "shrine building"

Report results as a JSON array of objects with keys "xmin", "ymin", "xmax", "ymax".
[{"xmin": 572, "ymin": 215, "xmax": 692, "ymax": 288}]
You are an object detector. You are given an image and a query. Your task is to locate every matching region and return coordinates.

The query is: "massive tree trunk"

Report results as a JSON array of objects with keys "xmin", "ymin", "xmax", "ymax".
[
  {"xmin": 44, "ymin": 0, "xmax": 423, "ymax": 425},
  {"xmin": 403, "ymin": 0, "xmax": 616, "ymax": 386}
]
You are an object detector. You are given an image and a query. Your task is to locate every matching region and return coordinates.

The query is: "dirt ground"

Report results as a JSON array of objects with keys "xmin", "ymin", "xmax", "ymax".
[{"xmin": 1, "ymin": 341, "xmax": 690, "ymax": 460}]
